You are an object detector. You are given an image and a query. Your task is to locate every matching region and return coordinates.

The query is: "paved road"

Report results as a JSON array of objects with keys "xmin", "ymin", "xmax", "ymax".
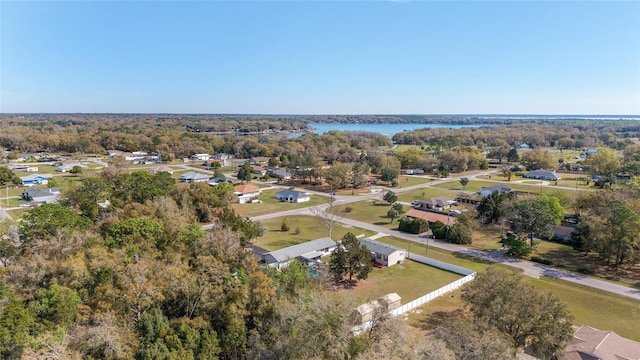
[{"xmin": 199, "ymin": 168, "xmax": 639, "ymax": 300}]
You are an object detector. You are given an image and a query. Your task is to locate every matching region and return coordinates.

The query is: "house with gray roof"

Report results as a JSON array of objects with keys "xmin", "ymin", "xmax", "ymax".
[
  {"xmin": 359, "ymin": 239, "xmax": 406, "ymax": 267},
  {"xmin": 524, "ymin": 169, "xmax": 561, "ymax": 181},
  {"xmin": 180, "ymin": 172, "xmax": 210, "ymax": 183},
  {"xmin": 563, "ymin": 325, "xmax": 640, "ymax": 360},
  {"xmin": 479, "ymin": 184, "xmax": 513, "ymax": 197},
  {"xmin": 415, "ymin": 196, "xmax": 456, "ymax": 211},
  {"xmin": 275, "ymin": 189, "xmax": 310, "ymax": 203},
  {"xmin": 22, "ymin": 187, "xmax": 60, "ymax": 205},
  {"xmin": 262, "ymin": 237, "xmax": 337, "ymax": 269}
]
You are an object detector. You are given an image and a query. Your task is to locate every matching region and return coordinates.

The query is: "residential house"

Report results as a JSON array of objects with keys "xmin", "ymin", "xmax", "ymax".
[
  {"xmin": 270, "ymin": 168, "xmax": 292, "ymax": 181},
  {"xmin": 524, "ymin": 169, "xmax": 561, "ymax": 181},
  {"xmin": 180, "ymin": 172, "xmax": 210, "ymax": 183},
  {"xmin": 401, "ymin": 169, "xmax": 425, "ymax": 175},
  {"xmin": 234, "ymin": 183, "xmax": 261, "ymax": 204},
  {"xmin": 207, "ymin": 177, "xmax": 234, "ymax": 186},
  {"xmin": 406, "ymin": 208, "xmax": 457, "ymax": 226},
  {"xmin": 249, "ymin": 156, "xmax": 270, "ymax": 165},
  {"xmin": 7, "ymin": 164, "xmax": 38, "ymax": 172},
  {"xmin": 563, "ymin": 325, "xmax": 640, "ymax": 360},
  {"xmin": 275, "ymin": 189, "xmax": 310, "ymax": 203},
  {"xmin": 262, "ymin": 237, "xmax": 337, "ymax": 269},
  {"xmin": 56, "ymin": 162, "xmax": 88, "ymax": 173},
  {"xmin": 359, "ymin": 238, "xmax": 406, "ymax": 267},
  {"xmin": 148, "ymin": 166, "xmax": 174, "ymax": 175},
  {"xmin": 190, "ymin": 153, "xmax": 211, "ymax": 161},
  {"xmin": 585, "ymin": 148, "xmax": 598, "ymax": 157},
  {"xmin": 415, "ymin": 196, "xmax": 456, "ymax": 211},
  {"xmin": 251, "ymin": 165, "xmax": 268, "ymax": 176},
  {"xmin": 22, "ymin": 187, "xmax": 60, "ymax": 205},
  {"xmin": 106, "ymin": 150, "xmax": 124, "ymax": 158},
  {"xmin": 20, "ymin": 174, "xmax": 53, "ymax": 187},
  {"xmin": 478, "ymin": 184, "xmax": 512, "ymax": 197},
  {"xmin": 550, "ymin": 225, "xmax": 574, "ymax": 243}
]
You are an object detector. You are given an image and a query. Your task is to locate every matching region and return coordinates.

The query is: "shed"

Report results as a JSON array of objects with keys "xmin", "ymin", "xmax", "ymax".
[
  {"xmin": 378, "ymin": 293, "xmax": 402, "ymax": 311},
  {"xmin": 351, "ymin": 301, "xmax": 381, "ymax": 325}
]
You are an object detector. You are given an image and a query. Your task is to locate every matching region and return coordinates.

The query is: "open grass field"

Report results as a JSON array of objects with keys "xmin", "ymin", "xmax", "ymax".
[
  {"xmin": 394, "ymin": 175, "xmax": 435, "ymax": 188},
  {"xmin": 349, "ymin": 259, "xmax": 462, "ymax": 304},
  {"xmin": 379, "ymin": 233, "xmax": 640, "ymax": 341},
  {"xmin": 255, "ymin": 215, "xmax": 375, "ymax": 251},
  {"xmin": 334, "ymin": 200, "xmax": 405, "ymax": 229},
  {"xmin": 434, "ymin": 179, "xmax": 580, "ymax": 198},
  {"xmin": 232, "ymin": 188, "xmax": 329, "ymax": 218},
  {"xmin": 396, "ymin": 187, "xmax": 459, "ymax": 204}
]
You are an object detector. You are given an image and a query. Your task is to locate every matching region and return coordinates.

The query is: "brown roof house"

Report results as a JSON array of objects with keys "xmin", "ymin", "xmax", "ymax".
[
  {"xmin": 563, "ymin": 325, "xmax": 640, "ymax": 360},
  {"xmin": 234, "ymin": 183, "xmax": 261, "ymax": 204}
]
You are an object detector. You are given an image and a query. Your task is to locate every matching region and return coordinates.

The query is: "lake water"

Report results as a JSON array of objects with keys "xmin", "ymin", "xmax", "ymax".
[{"xmin": 308, "ymin": 123, "xmax": 486, "ymax": 136}]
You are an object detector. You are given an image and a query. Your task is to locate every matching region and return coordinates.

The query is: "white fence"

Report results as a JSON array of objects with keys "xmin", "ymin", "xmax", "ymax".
[
  {"xmin": 390, "ymin": 272, "xmax": 475, "ymax": 316},
  {"xmin": 407, "ymin": 253, "xmax": 475, "ymax": 276},
  {"xmin": 352, "ymin": 272, "xmax": 476, "ymax": 334},
  {"xmin": 352, "ymin": 254, "xmax": 476, "ymax": 335}
]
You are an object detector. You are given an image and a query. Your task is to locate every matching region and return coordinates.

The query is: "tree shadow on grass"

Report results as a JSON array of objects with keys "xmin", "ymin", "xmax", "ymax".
[
  {"xmin": 417, "ymin": 309, "xmax": 465, "ymax": 331},
  {"xmin": 452, "ymin": 252, "xmax": 495, "ymax": 265}
]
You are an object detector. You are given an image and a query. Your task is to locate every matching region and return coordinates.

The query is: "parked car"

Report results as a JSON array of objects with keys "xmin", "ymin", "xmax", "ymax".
[{"xmin": 411, "ymin": 200, "xmax": 420, "ymax": 206}]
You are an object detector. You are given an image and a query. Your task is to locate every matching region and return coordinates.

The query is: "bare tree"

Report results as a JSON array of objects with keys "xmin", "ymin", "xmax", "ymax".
[{"xmin": 310, "ymin": 202, "xmax": 344, "ymax": 239}]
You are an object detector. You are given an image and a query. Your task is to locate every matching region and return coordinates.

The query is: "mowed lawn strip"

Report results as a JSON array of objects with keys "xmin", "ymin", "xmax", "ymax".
[
  {"xmin": 334, "ymin": 200, "xmax": 404, "ymax": 229},
  {"xmin": 255, "ymin": 215, "xmax": 374, "ymax": 251},
  {"xmin": 233, "ymin": 188, "xmax": 328, "ymax": 218},
  {"xmin": 350, "ymin": 260, "xmax": 462, "ymax": 304},
  {"xmin": 434, "ymin": 179, "xmax": 579, "ymax": 197},
  {"xmin": 396, "ymin": 187, "xmax": 459, "ymax": 204},
  {"xmin": 374, "ymin": 236, "xmax": 640, "ymax": 341}
]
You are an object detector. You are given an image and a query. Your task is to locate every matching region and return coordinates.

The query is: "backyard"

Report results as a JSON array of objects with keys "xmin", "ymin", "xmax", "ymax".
[{"xmin": 254, "ymin": 215, "xmax": 375, "ymax": 251}]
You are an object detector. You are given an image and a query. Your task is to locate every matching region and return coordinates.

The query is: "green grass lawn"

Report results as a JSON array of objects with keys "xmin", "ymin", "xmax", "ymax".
[
  {"xmin": 396, "ymin": 187, "xmax": 459, "ymax": 203},
  {"xmin": 334, "ymin": 200, "xmax": 403, "ymax": 229},
  {"xmin": 434, "ymin": 179, "xmax": 579, "ymax": 198},
  {"xmin": 255, "ymin": 215, "xmax": 375, "ymax": 251},
  {"xmin": 374, "ymin": 236, "xmax": 640, "ymax": 341},
  {"xmin": 394, "ymin": 175, "xmax": 435, "ymax": 188},
  {"xmin": 350, "ymin": 259, "xmax": 462, "ymax": 304},
  {"xmin": 232, "ymin": 189, "xmax": 329, "ymax": 218}
]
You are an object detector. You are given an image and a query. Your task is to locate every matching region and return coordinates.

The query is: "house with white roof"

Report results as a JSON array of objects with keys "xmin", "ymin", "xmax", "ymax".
[
  {"xmin": 180, "ymin": 172, "xmax": 210, "ymax": 183},
  {"xmin": 262, "ymin": 237, "xmax": 337, "ymax": 269},
  {"xmin": 478, "ymin": 184, "xmax": 513, "ymax": 197},
  {"xmin": 275, "ymin": 189, "xmax": 310, "ymax": 203}
]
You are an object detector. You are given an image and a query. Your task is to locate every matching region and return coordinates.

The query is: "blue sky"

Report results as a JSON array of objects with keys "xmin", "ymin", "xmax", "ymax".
[{"xmin": 1, "ymin": 1, "xmax": 639, "ymax": 114}]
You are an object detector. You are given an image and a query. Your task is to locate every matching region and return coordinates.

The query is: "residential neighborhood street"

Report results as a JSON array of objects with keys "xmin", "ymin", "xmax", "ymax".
[{"xmin": 202, "ymin": 171, "xmax": 640, "ymax": 301}]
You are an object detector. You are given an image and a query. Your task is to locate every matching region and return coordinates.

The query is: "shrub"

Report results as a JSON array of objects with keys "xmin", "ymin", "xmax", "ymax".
[
  {"xmin": 576, "ymin": 266, "xmax": 595, "ymax": 275},
  {"xmin": 344, "ymin": 206, "xmax": 353, "ymax": 213},
  {"xmin": 398, "ymin": 217, "xmax": 429, "ymax": 234},
  {"xmin": 531, "ymin": 256, "xmax": 553, "ymax": 266},
  {"xmin": 281, "ymin": 218, "xmax": 290, "ymax": 232}
]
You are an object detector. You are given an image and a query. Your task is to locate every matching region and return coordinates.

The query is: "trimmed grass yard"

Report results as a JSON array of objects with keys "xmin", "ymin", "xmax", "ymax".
[
  {"xmin": 394, "ymin": 175, "xmax": 435, "ymax": 188},
  {"xmin": 434, "ymin": 179, "xmax": 579, "ymax": 198},
  {"xmin": 232, "ymin": 188, "xmax": 328, "ymax": 218},
  {"xmin": 255, "ymin": 215, "xmax": 375, "ymax": 251},
  {"xmin": 334, "ymin": 200, "xmax": 403, "ymax": 229},
  {"xmin": 374, "ymin": 236, "xmax": 640, "ymax": 341},
  {"xmin": 350, "ymin": 259, "xmax": 461, "ymax": 304},
  {"xmin": 396, "ymin": 187, "xmax": 460, "ymax": 204}
]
